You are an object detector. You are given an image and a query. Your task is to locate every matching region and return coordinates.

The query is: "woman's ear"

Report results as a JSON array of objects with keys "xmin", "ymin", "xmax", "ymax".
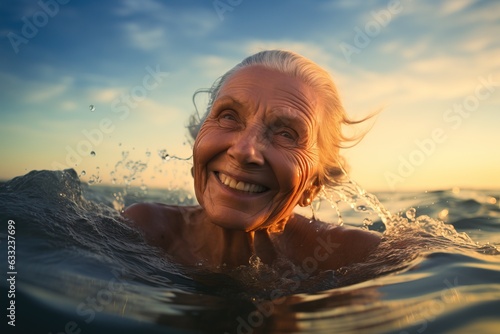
[{"xmin": 298, "ymin": 178, "xmax": 322, "ymax": 207}]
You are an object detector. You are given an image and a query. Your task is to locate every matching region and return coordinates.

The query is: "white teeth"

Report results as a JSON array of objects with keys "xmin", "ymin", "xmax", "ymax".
[{"xmin": 218, "ymin": 173, "xmax": 265, "ymax": 193}]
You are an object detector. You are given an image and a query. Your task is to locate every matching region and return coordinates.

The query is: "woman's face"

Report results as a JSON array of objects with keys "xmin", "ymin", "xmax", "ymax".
[{"xmin": 193, "ymin": 65, "xmax": 322, "ymax": 231}]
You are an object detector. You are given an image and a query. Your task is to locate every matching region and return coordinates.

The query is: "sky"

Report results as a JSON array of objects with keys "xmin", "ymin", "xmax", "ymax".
[{"xmin": 0, "ymin": 0, "xmax": 499, "ymax": 193}]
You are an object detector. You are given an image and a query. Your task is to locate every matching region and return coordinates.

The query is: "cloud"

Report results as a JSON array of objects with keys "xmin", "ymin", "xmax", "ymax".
[
  {"xmin": 320, "ymin": 0, "xmax": 377, "ymax": 10},
  {"xmin": 439, "ymin": 0, "xmax": 475, "ymax": 15},
  {"xmin": 172, "ymin": 8, "xmax": 218, "ymax": 36},
  {"xmin": 122, "ymin": 23, "xmax": 166, "ymax": 51},
  {"xmin": 378, "ymin": 38, "xmax": 430, "ymax": 60},
  {"xmin": 116, "ymin": 0, "xmax": 218, "ymax": 51},
  {"xmin": 337, "ymin": 52, "xmax": 498, "ymax": 107},
  {"xmin": 458, "ymin": 1, "xmax": 500, "ymax": 24},
  {"xmin": 192, "ymin": 54, "xmax": 236, "ymax": 80},
  {"xmin": 458, "ymin": 35, "xmax": 495, "ymax": 53},
  {"xmin": 132, "ymin": 99, "xmax": 183, "ymax": 127},
  {"xmin": 59, "ymin": 100, "xmax": 78, "ymax": 111},
  {"xmin": 25, "ymin": 76, "xmax": 74, "ymax": 103},
  {"xmin": 114, "ymin": 0, "xmax": 166, "ymax": 16},
  {"xmin": 401, "ymin": 0, "xmax": 498, "ymax": 27},
  {"xmin": 90, "ymin": 88, "xmax": 123, "ymax": 103}
]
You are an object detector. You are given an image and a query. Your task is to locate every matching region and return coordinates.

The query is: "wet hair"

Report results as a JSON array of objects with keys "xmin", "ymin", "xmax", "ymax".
[{"xmin": 188, "ymin": 50, "xmax": 375, "ymax": 189}]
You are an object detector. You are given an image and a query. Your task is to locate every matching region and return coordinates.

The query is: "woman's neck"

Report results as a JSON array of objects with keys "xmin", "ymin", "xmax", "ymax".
[{"xmin": 193, "ymin": 214, "xmax": 279, "ymax": 269}]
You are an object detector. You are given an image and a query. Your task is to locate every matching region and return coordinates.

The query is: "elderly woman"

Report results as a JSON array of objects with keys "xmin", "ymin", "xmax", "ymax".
[{"xmin": 123, "ymin": 50, "xmax": 381, "ymax": 272}]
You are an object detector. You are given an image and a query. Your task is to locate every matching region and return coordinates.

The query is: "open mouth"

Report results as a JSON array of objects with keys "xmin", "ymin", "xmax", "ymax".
[{"xmin": 216, "ymin": 172, "xmax": 267, "ymax": 194}]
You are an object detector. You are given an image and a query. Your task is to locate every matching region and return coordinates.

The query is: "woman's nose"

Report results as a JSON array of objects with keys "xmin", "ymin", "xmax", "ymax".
[{"xmin": 227, "ymin": 128, "xmax": 265, "ymax": 166}]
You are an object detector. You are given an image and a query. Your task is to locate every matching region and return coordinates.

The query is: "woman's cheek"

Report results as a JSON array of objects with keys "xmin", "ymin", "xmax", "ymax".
[
  {"xmin": 293, "ymin": 151, "xmax": 320, "ymax": 187},
  {"xmin": 194, "ymin": 124, "xmax": 221, "ymax": 163},
  {"xmin": 272, "ymin": 151, "xmax": 308, "ymax": 188},
  {"xmin": 192, "ymin": 126, "xmax": 217, "ymax": 194}
]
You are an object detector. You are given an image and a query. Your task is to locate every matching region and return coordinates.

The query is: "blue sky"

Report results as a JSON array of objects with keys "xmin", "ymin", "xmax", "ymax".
[{"xmin": 1, "ymin": 0, "xmax": 499, "ymax": 192}]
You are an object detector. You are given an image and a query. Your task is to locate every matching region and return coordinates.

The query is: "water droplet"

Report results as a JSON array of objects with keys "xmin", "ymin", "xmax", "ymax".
[
  {"xmin": 158, "ymin": 149, "xmax": 171, "ymax": 161},
  {"xmin": 486, "ymin": 196, "xmax": 497, "ymax": 205},
  {"xmin": 363, "ymin": 218, "xmax": 373, "ymax": 227},
  {"xmin": 80, "ymin": 170, "xmax": 86, "ymax": 176},
  {"xmin": 337, "ymin": 267, "xmax": 348, "ymax": 275},
  {"xmin": 406, "ymin": 207, "xmax": 417, "ymax": 221},
  {"xmin": 89, "ymin": 104, "xmax": 95, "ymax": 112},
  {"xmin": 356, "ymin": 205, "xmax": 368, "ymax": 212},
  {"xmin": 90, "ymin": 151, "xmax": 96, "ymax": 157},
  {"xmin": 438, "ymin": 208, "xmax": 449, "ymax": 221}
]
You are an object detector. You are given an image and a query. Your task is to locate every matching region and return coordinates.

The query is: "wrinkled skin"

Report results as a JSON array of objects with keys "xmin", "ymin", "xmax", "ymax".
[
  {"xmin": 193, "ymin": 65, "xmax": 322, "ymax": 232},
  {"xmin": 123, "ymin": 66, "xmax": 381, "ymax": 272}
]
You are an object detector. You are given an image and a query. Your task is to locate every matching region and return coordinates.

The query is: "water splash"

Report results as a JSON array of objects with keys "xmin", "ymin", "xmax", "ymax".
[
  {"xmin": 108, "ymin": 150, "xmax": 150, "ymax": 210},
  {"xmin": 105, "ymin": 147, "xmax": 194, "ymax": 211},
  {"xmin": 323, "ymin": 180, "xmax": 394, "ymax": 231},
  {"xmin": 87, "ymin": 166, "xmax": 101, "ymax": 185},
  {"xmin": 405, "ymin": 207, "xmax": 417, "ymax": 221},
  {"xmin": 322, "ymin": 179, "xmax": 482, "ymax": 248}
]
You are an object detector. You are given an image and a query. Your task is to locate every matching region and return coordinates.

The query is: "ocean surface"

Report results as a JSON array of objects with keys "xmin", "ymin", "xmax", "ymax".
[{"xmin": 1, "ymin": 169, "xmax": 500, "ymax": 334}]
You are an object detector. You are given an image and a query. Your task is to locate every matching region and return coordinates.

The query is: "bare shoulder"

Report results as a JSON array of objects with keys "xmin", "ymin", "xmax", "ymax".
[
  {"xmin": 122, "ymin": 202, "xmax": 175, "ymax": 226},
  {"xmin": 330, "ymin": 225, "xmax": 382, "ymax": 263},
  {"xmin": 282, "ymin": 214, "xmax": 382, "ymax": 270},
  {"xmin": 121, "ymin": 203, "xmax": 184, "ymax": 245}
]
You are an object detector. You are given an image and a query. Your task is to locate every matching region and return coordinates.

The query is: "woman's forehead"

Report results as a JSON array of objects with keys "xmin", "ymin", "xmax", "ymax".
[{"xmin": 217, "ymin": 65, "xmax": 320, "ymax": 111}]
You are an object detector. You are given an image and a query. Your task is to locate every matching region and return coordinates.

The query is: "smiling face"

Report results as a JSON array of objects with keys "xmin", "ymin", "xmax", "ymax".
[{"xmin": 192, "ymin": 65, "xmax": 322, "ymax": 231}]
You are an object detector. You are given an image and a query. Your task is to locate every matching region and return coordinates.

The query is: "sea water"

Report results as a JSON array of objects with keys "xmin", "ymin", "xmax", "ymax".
[{"xmin": 1, "ymin": 168, "xmax": 499, "ymax": 333}]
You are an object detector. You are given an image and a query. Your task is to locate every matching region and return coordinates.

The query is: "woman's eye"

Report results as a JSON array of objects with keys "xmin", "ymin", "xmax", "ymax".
[
  {"xmin": 279, "ymin": 131, "xmax": 293, "ymax": 139},
  {"xmin": 275, "ymin": 129, "xmax": 298, "ymax": 143},
  {"xmin": 222, "ymin": 113, "xmax": 236, "ymax": 120},
  {"xmin": 217, "ymin": 110, "xmax": 239, "ymax": 127}
]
